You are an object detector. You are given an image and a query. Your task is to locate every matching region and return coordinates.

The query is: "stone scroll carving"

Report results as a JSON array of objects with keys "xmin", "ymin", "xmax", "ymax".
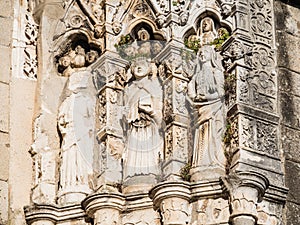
[
  {"xmin": 187, "ymin": 45, "xmax": 226, "ymax": 181},
  {"xmin": 122, "ymin": 57, "xmax": 163, "ymax": 190}
]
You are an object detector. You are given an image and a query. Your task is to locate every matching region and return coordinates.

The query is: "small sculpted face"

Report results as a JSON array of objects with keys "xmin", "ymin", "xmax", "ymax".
[
  {"xmin": 59, "ymin": 55, "xmax": 71, "ymax": 68},
  {"xmin": 86, "ymin": 50, "xmax": 98, "ymax": 64},
  {"xmin": 132, "ymin": 60, "xmax": 149, "ymax": 79},
  {"xmin": 198, "ymin": 48, "xmax": 212, "ymax": 62},
  {"xmin": 202, "ymin": 18, "xmax": 213, "ymax": 32}
]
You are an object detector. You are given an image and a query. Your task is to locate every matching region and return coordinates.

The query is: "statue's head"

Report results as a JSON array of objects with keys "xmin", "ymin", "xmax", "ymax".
[
  {"xmin": 198, "ymin": 45, "xmax": 214, "ymax": 62},
  {"xmin": 86, "ymin": 50, "xmax": 99, "ymax": 64},
  {"xmin": 131, "ymin": 58, "xmax": 151, "ymax": 79},
  {"xmin": 137, "ymin": 28, "xmax": 150, "ymax": 41},
  {"xmin": 59, "ymin": 55, "xmax": 71, "ymax": 68},
  {"xmin": 201, "ymin": 17, "xmax": 214, "ymax": 33},
  {"xmin": 75, "ymin": 45, "xmax": 85, "ymax": 54}
]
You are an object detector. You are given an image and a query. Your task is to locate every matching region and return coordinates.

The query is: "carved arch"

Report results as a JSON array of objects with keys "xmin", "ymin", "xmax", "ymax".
[
  {"xmin": 127, "ymin": 20, "xmax": 166, "ymax": 41},
  {"xmin": 189, "ymin": 8, "xmax": 232, "ymax": 35}
]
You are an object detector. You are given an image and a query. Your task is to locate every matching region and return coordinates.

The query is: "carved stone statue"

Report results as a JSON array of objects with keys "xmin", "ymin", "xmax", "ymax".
[
  {"xmin": 57, "ymin": 44, "xmax": 99, "ymax": 76},
  {"xmin": 122, "ymin": 58, "xmax": 163, "ymax": 192},
  {"xmin": 187, "ymin": 45, "xmax": 226, "ymax": 181},
  {"xmin": 57, "ymin": 69, "xmax": 96, "ymax": 205},
  {"xmin": 198, "ymin": 17, "xmax": 217, "ymax": 46}
]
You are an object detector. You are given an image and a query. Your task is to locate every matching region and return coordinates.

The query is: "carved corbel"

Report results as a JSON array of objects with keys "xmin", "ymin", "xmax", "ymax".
[
  {"xmin": 223, "ymin": 172, "xmax": 269, "ymax": 225},
  {"xmin": 150, "ymin": 181, "xmax": 191, "ymax": 225},
  {"xmin": 82, "ymin": 193, "xmax": 125, "ymax": 225}
]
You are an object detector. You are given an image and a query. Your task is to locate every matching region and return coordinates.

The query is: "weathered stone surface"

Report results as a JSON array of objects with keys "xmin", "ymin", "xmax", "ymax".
[
  {"xmin": 9, "ymin": 78, "xmax": 36, "ymax": 225},
  {"xmin": 0, "ymin": 132, "xmax": 9, "ymax": 181},
  {"xmin": 0, "ymin": 180, "xmax": 8, "ymax": 224},
  {"xmin": 281, "ymin": 126, "xmax": 300, "ymax": 163},
  {"xmin": 286, "ymin": 201, "xmax": 300, "ymax": 225},
  {"xmin": 285, "ymin": 160, "xmax": 300, "ymax": 204},
  {"xmin": 0, "ymin": 83, "xmax": 9, "ymax": 133},
  {"xmin": 278, "ymin": 68, "xmax": 300, "ymax": 97},
  {"xmin": 0, "ymin": 17, "xmax": 13, "ymax": 46},
  {"xmin": 277, "ymin": 33, "xmax": 300, "ymax": 73},
  {"xmin": 275, "ymin": 0, "xmax": 300, "ymax": 37},
  {"xmin": 0, "ymin": 0, "xmax": 12, "ymax": 18},
  {"xmin": 0, "ymin": 46, "xmax": 11, "ymax": 84},
  {"xmin": 280, "ymin": 92, "xmax": 300, "ymax": 129}
]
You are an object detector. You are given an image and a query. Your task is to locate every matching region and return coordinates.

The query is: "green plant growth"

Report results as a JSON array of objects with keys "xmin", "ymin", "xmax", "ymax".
[
  {"xmin": 210, "ymin": 28, "xmax": 230, "ymax": 51},
  {"xmin": 184, "ymin": 37, "xmax": 201, "ymax": 53},
  {"xmin": 114, "ymin": 34, "xmax": 134, "ymax": 57},
  {"xmin": 223, "ymin": 122, "xmax": 233, "ymax": 146},
  {"xmin": 180, "ymin": 163, "xmax": 191, "ymax": 181},
  {"xmin": 224, "ymin": 72, "xmax": 236, "ymax": 104}
]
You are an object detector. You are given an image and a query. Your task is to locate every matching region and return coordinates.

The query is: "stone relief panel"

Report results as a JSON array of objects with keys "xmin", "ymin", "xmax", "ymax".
[
  {"xmin": 240, "ymin": 116, "xmax": 279, "ymax": 158},
  {"xmin": 191, "ymin": 198, "xmax": 230, "ymax": 225}
]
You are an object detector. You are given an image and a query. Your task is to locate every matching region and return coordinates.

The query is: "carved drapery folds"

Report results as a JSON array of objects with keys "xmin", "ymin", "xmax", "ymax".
[{"xmin": 25, "ymin": 0, "xmax": 288, "ymax": 225}]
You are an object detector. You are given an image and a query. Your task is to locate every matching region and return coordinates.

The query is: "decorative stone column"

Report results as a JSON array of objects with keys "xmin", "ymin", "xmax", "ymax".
[
  {"xmin": 224, "ymin": 172, "xmax": 269, "ymax": 225},
  {"xmin": 156, "ymin": 41, "xmax": 190, "ymax": 180},
  {"xmin": 92, "ymin": 53, "xmax": 128, "ymax": 192},
  {"xmin": 150, "ymin": 181, "xmax": 191, "ymax": 225},
  {"xmin": 220, "ymin": 0, "xmax": 286, "ymax": 223},
  {"xmin": 82, "ymin": 193, "xmax": 125, "ymax": 225}
]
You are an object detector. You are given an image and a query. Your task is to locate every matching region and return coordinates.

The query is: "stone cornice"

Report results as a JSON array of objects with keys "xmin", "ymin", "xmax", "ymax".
[
  {"xmin": 24, "ymin": 204, "xmax": 85, "ymax": 224},
  {"xmin": 82, "ymin": 193, "xmax": 125, "ymax": 217}
]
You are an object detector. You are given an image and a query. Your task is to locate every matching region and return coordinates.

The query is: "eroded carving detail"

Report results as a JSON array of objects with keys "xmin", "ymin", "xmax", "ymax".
[{"xmin": 24, "ymin": 8, "xmax": 39, "ymax": 79}]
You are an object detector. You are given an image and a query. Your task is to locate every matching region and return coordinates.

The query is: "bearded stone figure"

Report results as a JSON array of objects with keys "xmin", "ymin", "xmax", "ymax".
[
  {"xmin": 122, "ymin": 58, "xmax": 163, "ymax": 192},
  {"xmin": 187, "ymin": 45, "xmax": 226, "ymax": 181}
]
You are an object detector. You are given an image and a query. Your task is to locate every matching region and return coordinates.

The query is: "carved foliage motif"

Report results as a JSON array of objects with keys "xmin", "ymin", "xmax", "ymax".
[
  {"xmin": 163, "ymin": 80, "xmax": 173, "ymax": 122},
  {"xmin": 240, "ymin": 116, "xmax": 278, "ymax": 157},
  {"xmin": 250, "ymin": 0, "xmax": 273, "ymax": 44},
  {"xmin": 248, "ymin": 0, "xmax": 276, "ymax": 112},
  {"xmin": 98, "ymin": 90, "xmax": 107, "ymax": 127},
  {"xmin": 161, "ymin": 198, "xmax": 191, "ymax": 224},
  {"xmin": 193, "ymin": 198, "xmax": 230, "ymax": 225},
  {"xmin": 24, "ymin": 8, "xmax": 38, "ymax": 79}
]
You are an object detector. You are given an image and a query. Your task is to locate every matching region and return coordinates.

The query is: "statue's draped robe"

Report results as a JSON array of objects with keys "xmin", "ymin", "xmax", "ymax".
[{"xmin": 123, "ymin": 76, "xmax": 163, "ymax": 179}]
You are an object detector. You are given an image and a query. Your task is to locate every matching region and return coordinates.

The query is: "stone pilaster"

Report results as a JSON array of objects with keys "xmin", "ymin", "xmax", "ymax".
[
  {"xmin": 150, "ymin": 181, "xmax": 191, "ymax": 225},
  {"xmin": 156, "ymin": 41, "xmax": 190, "ymax": 181},
  {"xmin": 92, "ymin": 52, "xmax": 128, "ymax": 192},
  {"xmin": 222, "ymin": 0, "xmax": 287, "ymax": 223}
]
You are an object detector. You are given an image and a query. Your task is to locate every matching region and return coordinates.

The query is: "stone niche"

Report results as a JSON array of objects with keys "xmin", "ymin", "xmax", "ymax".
[{"xmin": 24, "ymin": 0, "xmax": 288, "ymax": 225}]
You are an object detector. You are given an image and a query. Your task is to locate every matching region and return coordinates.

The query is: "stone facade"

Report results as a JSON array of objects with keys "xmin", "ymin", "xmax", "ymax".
[{"xmin": 0, "ymin": 0, "xmax": 299, "ymax": 225}]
